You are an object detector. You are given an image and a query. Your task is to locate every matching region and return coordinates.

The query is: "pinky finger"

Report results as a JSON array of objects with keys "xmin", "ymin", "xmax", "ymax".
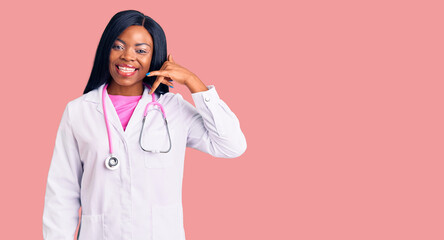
[{"xmin": 162, "ymin": 78, "xmax": 174, "ymax": 87}]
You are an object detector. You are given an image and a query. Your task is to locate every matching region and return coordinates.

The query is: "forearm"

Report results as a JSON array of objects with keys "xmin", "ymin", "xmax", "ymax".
[{"xmin": 185, "ymin": 75, "xmax": 208, "ymax": 93}]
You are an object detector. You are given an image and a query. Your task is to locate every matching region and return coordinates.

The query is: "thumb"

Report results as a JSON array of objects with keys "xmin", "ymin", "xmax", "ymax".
[{"xmin": 168, "ymin": 54, "xmax": 175, "ymax": 63}]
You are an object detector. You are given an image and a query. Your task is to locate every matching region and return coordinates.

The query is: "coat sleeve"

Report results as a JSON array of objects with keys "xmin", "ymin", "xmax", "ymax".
[
  {"xmin": 183, "ymin": 85, "xmax": 247, "ymax": 158},
  {"xmin": 42, "ymin": 102, "xmax": 83, "ymax": 240}
]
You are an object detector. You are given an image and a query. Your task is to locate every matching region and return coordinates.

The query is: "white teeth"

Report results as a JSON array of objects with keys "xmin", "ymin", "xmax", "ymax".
[{"xmin": 118, "ymin": 66, "xmax": 136, "ymax": 72}]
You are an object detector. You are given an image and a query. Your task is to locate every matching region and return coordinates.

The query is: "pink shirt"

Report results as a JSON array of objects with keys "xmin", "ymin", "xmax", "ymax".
[{"xmin": 108, "ymin": 94, "xmax": 142, "ymax": 131}]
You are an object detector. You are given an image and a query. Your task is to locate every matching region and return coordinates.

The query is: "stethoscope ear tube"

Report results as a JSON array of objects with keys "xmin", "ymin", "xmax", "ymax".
[{"xmin": 139, "ymin": 110, "xmax": 172, "ymax": 153}]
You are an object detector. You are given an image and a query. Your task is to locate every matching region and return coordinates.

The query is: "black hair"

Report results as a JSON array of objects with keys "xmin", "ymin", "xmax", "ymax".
[{"xmin": 83, "ymin": 10, "xmax": 168, "ymax": 95}]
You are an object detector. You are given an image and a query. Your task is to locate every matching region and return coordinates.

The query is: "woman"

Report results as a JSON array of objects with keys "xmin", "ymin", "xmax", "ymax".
[{"xmin": 42, "ymin": 10, "xmax": 246, "ymax": 240}]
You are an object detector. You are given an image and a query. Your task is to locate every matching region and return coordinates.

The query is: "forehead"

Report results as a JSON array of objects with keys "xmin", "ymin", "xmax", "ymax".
[{"xmin": 116, "ymin": 25, "xmax": 153, "ymax": 44}]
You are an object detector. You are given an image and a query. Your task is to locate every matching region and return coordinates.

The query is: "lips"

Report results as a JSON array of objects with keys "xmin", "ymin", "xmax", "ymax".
[{"xmin": 115, "ymin": 64, "xmax": 139, "ymax": 77}]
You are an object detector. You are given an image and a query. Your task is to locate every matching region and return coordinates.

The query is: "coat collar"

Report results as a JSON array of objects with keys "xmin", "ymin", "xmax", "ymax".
[
  {"xmin": 83, "ymin": 83, "xmax": 159, "ymax": 135},
  {"xmin": 83, "ymin": 83, "xmax": 155, "ymax": 112},
  {"xmin": 83, "ymin": 83, "xmax": 104, "ymax": 104}
]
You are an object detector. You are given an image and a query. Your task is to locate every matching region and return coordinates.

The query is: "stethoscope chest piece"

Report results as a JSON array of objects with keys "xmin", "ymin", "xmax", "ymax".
[{"xmin": 105, "ymin": 155, "xmax": 120, "ymax": 170}]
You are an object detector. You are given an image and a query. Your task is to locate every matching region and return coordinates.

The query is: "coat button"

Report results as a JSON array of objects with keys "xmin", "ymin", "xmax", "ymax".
[{"xmin": 205, "ymin": 97, "xmax": 210, "ymax": 102}]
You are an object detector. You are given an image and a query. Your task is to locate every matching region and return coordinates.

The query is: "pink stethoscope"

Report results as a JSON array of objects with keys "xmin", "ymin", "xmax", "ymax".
[{"xmin": 102, "ymin": 82, "xmax": 172, "ymax": 170}]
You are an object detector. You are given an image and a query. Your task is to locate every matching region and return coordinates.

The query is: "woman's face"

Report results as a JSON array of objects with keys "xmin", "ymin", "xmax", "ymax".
[{"xmin": 109, "ymin": 25, "xmax": 153, "ymax": 88}]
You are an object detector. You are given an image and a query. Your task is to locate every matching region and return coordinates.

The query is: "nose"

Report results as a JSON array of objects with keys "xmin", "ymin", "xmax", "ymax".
[{"xmin": 120, "ymin": 48, "xmax": 136, "ymax": 61}]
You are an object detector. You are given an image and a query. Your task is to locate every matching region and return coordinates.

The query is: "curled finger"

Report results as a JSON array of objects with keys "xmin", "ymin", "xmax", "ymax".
[
  {"xmin": 162, "ymin": 78, "xmax": 174, "ymax": 87},
  {"xmin": 149, "ymin": 75, "xmax": 164, "ymax": 94}
]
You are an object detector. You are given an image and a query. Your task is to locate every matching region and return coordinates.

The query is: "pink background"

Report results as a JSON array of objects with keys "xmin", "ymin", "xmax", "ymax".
[{"xmin": 1, "ymin": 0, "xmax": 443, "ymax": 239}]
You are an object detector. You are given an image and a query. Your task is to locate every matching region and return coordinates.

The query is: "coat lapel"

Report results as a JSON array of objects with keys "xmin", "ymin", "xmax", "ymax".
[
  {"xmin": 85, "ymin": 83, "xmax": 124, "ymax": 139},
  {"xmin": 124, "ymin": 85, "xmax": 151, "ymax": 133}
]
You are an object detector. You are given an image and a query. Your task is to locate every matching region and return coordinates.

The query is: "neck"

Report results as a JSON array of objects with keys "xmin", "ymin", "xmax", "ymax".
[{"xmin": 107, "ymin": 81, "xmax": 144, "ymax": 96}]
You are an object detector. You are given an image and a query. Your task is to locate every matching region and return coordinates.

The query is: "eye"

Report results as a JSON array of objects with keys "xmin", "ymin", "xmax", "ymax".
[
  {"xmin": 112, "ymin": 45, "xmax": 123, "ymax": 50},
  {"xmin": 137, "ymin": 49, "xmax": 147, "ymax": 54}
]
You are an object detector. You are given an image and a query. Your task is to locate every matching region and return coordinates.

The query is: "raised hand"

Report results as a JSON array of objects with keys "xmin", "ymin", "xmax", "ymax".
[{"xmin": 147, "ymin": 54, "xmax": 193, "ymax": 94}]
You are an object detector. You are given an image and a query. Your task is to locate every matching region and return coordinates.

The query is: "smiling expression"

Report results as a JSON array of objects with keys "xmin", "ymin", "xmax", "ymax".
[{"xmin": 108, "ymin": 25, "xmax": 153, "ymax": 88}]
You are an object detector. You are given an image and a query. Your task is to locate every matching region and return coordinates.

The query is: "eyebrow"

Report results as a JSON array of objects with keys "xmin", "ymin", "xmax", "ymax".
[{"xmin": 116, "ymin": 38, "xmax": 151, "ymax": 47}]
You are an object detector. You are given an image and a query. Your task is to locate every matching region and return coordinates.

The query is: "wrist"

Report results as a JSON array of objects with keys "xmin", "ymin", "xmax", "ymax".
[{"xmin": 185, "ymin": 75, "xmax": 208, "ymax": 93}]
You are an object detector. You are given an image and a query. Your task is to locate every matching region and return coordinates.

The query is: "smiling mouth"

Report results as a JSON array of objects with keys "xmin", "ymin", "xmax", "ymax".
[
  {"xmin": 116, "ymin": 65, "xmax": 139, "ymax": 73},
  {"xmin": 115, "ymin": 65, "xmax": 139, "ymax": 76}
]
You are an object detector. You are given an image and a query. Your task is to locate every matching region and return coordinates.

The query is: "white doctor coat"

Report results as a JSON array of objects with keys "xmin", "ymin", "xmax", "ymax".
[{"xmin": 42, "ymin": 83, "xmax": 247, "ymax": 240}]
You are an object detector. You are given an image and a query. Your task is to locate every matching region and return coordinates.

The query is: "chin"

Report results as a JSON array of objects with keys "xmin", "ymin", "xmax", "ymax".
[{"xmin": 111, "ymin": 78, "xmax": 142, "ymax": 87}]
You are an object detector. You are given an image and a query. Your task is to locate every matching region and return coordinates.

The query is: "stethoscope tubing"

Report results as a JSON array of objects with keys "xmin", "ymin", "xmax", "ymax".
[{"xmin": 103, "ymin": 83, "xmax": 114, "ymax": 155}]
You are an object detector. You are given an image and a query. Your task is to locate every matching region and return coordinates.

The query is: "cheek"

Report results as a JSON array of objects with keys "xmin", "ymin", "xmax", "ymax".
[
  {"xmin": 109, "ymin": 52, "xmax": 119, "ymax": 63},
  {"xmin": 109, "ymin": 53, "xmax": 119, "ymax": 68},
  {"xmin": 108, "ymin": 62, "xmax": 115, "ymax": 72},
  {"xmin": 141, "ymin": 57, "xmax": 152, "ymax": 69}
]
